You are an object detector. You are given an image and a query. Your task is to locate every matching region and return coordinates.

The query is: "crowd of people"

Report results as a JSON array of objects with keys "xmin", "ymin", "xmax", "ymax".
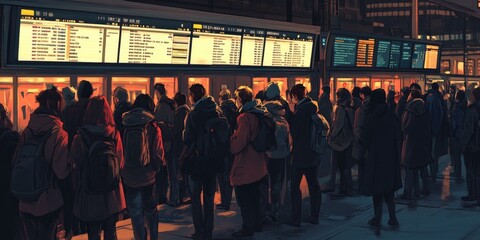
[{"xmin": 0, "ymin": 79, "xmax": 480, "ymax": 240}]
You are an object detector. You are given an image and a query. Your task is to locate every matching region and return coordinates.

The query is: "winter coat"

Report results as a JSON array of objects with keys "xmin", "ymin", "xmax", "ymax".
[
  {"xmin": 352, "ymin": 96, "xmax": 370, "ymax": 161},
  {"xmin": 360, "ymin": 104, "xmax": 403, "ymax": 196},
  {"xmin": 329, "ymin": 102, "xmax": 354, "ymax": 152},
  {"xmin": 121, "ymin": 108, "xmax": 165, "ymax": 188},
  {"xmin": 114, "ymin": 101, "xmax": 132, "ymax": 138},
  {"xmin": 264, "ymin": 100, "xmax": 292, "ymax": 159},
  {"xmin": 318, "ymin": 93, "xmax": 333, "ymax": 126},
  {"xmin": 401, "ymin": 99, "xmax": 432, "ymax": 169},
  {"xmin": 220, "ymin": 99, "xmax": 239, "ymax": 132},
  {"xmin": 71, "ymin": 125, "xmax": 126, "ymax": 222},
  {"xmin": 426, "ymin": 90, "xmax": 445, "ymax": 137},
  {"xmin": 291, "ymin": 98, "xmax": 319, "ymax": 168},
  {"xmin": 62, "ymin": 98, "xmax": 89, "ymax": 149},
  {"xmin": 461, "ymin": 101, "xmax": 480, "ymax": 153},
  {"xmin": 451, "ymin": 100, "xmax": 467, "ymax": 140},
  {"xmin": 172, "ymin": 105, "xmax": 190, "ymax": 161},
  {"xmin": 230, "ymin": 100, "xmax": 268, "ymax": 186},
  {"xmin": 351, "ymin": 97, "xmax": 362, "ymax": 112},
  {"xmin": 395, "ymin": 93, "xmax": 408, "ymax": 120},
  {"xmin": 18, "ymin": 109, "xmax": 72, "ymax": 216},
  {"xmin": 155, "ymin": 95, "xmax": 175, "ymax": 151}
]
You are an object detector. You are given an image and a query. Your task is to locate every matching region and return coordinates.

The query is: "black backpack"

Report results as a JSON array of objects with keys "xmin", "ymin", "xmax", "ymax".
[
  {"xmin": 250, "ymin": 111, "xmax": 276, "ymax": 153},
  {"xmin": 123, "ymin": 122, "xmax": 152, "ymax": 167},
  {"xmin": 202, "ymin": 114, "xmax": 230, "ymax": 161},
  {"xmin": 79, "ymin": 128, "xmax": 120, "ymax": 193},
  {"xmin": 11, "ymin": 127, "xmax": 55, "ymax": 201},
  {"xmin": 311, "ymin": 113, "xmax": 330, "ymax": 154}
]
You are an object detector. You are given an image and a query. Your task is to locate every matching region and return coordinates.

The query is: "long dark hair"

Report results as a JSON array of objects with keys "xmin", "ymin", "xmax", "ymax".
[{"xmin": 133, "ymin": 94, "xmax": 155, "ymax": 113}]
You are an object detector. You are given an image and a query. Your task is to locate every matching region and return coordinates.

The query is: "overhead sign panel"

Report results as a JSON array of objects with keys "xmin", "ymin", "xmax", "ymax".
[
  {"xmin": 240, "ymin": 28, "xmax": 265, "ymax": 66},
  {"xmin": 332, "ymin": 36, "xmax": 357, "ymax": 67},
  {"xmin": 424, "ymin": 44, "xmax": 439, "ymax": 69},
  {"xmin": 412, "ymin": 43, "xmax": 426, "ymax": 69},
  {"xmin": 388, "ymin": 41, "xmax": 401, "ymax": 69},
  {"xmin": 263, "ymin": 31, "xmax": 314, "ymax": 68},
  {"xmin": 356, "ymin": 38, "xmax": 375, "ymax": 68},
  {"xmin": 119, "ymin": 17, "xmax": 191, "ymax": 64},
  {"xmin": 18, "ymin": 8, "xmax": 120, "ymax": 63},
  {"xmin": 400, "ymin": 42, "xmax": 413, "ymax": 69},
  {"xmin": 375, "ymin": 40, "xmax": 391, "ymax": 68}
]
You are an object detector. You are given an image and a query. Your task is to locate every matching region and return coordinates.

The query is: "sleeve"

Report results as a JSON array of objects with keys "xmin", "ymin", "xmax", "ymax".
[
  {"xmin": 401, "ymin": 110, "xmax": 413, "ymax": 134},
  {"xmin": 51, "ymin": 130, "xmax": 72, "ymax": 180},
  {"xmin": 353, "ymin": 107, "xmax": 363, "ymax": 140},
  {"xmin": 183, "ymin": 112, "xmax": 196, "ymax": 147},
  {"xmin": 230, "ymin": 114, "xmax": 251, "ymax": 155},
  {"xmin": 287, "ymin": 122, "xmax": 293, "ymax": 152},
  {"xmin": 394, "ymin": 117, "xmax": 403, "ymax": 161},
  {"xmin": 115, "ymin": 131, "xmax": 125, "ymax": 169},
  {"xmin": 330, "ymin": 107, "xmax": 345, "ymax": 138},
  {"xmin": 152, "ymin": 124, "xmax": 166, "ymax": 169},
  {"xmin": 461, "ymin": 108, "xmax": 475, "ymax": 151}
]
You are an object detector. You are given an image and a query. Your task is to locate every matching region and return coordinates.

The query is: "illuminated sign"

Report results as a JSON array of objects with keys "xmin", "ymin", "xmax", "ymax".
[
  {"xmin": 412, "ymin": 43, "xmax": 426, "ymax": 69},
  {"xmin": 388, "ymin": 41, "xmax": 401, "ymax": 68},
  {"xmin": 400, "ymin": 42, "xmax": 412, "ymax": 69},
  {"xmin": 332, "ymin": 37, "xmax": 357, "ymax": 67},
  {"xmin": 424, "ymin": 44, "xmax": 439, "ymax": 69},
  {"xmin": 240, "ymin": 28, "xmax": 265, "ymax": 66},
  {"xmin": 356, "ymin": 38, "xmax": 375, "ymax": 67},
  {"xmin": 263, "ymin": 31, "xmax": 314, "ymax": 68},
  {"xmin": 375, "ymin": 40, "xmax": 391, "ymax": 68}
]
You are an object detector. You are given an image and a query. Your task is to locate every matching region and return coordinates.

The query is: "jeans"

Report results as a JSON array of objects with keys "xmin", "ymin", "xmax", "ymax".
[
  {"xmin": 20, "ymin": 209, "xmax": 60, "ymax": 240},
  {"xmin": 189, "ymin": 174, "xmax": 216, "ymax": 239},
  {"xmin": 217, "ymin": 155, "xmax": 233, "ymax": 208},
  {"xmin": 235, "ymin": 176, "xmax": 267, "ymax": 233},
  {"xmin": 86, "ymin": 215, "xmax": 118, "ymax": 240},
  {"xmin": 267, "ymin": 157, "xmax": 286, "ymax": 217},
  {"xmin": 167, "ymin": 152, "xmax": 180, "ymax": 203},
  {"xmin": 290, "ymin": 166, "xmax": 322, "ymax": 223},
  {"xmin": 372, "ymin": 192, "xmax": 396, "ymax": 222},
  {"xmin": 125, "ymin": 184, "xmax": 158, "ymax": 240}
]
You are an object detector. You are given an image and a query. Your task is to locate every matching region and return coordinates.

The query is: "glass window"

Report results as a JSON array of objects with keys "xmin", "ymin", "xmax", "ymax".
[
  {"xmin": 112, "ymin": 77, "xmax": 149, "ymax": 108},
  {"xmin": 17, "ymin": 77, "xmax": 70, "ymax": 131},
  {"xmin": 188, "ymin": 77, "xmax": 210, "ymax": 95},
  {"xmin": 77, "ymin": 77, "xmax": 105, "ymax": 97},
  {"xmin": 252, "ymin": 77, "xmax": 268, "ymax": 98},
  {"xmin": 457, "ymin": 61, "xmax": 465, "ymax": 75},
  {"xmin": 0, "ymin": 77, "xmax": 14, "ymax": 128},
  {"xmin": 336, "ymin": 78, "xmax": 354, "ymax": 94},
  {"xmin": 270, "ymin": 77, "xmax": 288, "ymax": 99},
  {"xmin": 154, "ymin": 77, "xmax": 178, "ymax": 100},
  {"xmin": 355, "ymin": 78, "xmax": 370, "ymax": 87}
]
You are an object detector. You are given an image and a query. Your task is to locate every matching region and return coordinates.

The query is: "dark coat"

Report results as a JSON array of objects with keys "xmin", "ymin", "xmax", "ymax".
[
  {"xmin": 451, "ymin": 100, "xmax": 467, "ymax": 140},
  {"xmin": 62, "ymin": 98, "xmax": 89, "ymax": 149},
  {"xmin": 172, "ymin": 104, "xmax": 190, "ymax": 160},
  {"xmin": 360, "ymin": 104, "xmax": 403, "ymax": 196},
  {"xmin": 291, "ymin": 98, "xmax": 319, "ymax": 169},
  {"xmin": 328, "ymin": 102, "xmax": 354, "ymax": 152},
  {"xmin": 461, "ymin": 101, "xmax": 480, "ymax": 153},
  {"xmin": 352, "ymin": 96, "xmax": 370, "ymax": 160},
  {"xmin": 426, "ymin": 90, "xmax": 449, "ymax": 157},
  {"xmin": 351, "ymin": 97, "xmax": 362, "ymax": 112},
  {"xmin": 395, "ymin": 93, "xmax": 408, "ymax": 119},
  {"xmin": 318, "ymin": 93, "xmax": 333, "ymax": 126},
  {"xmin": 220, "ymin": 99, "xmax": 239, "ymax": 132},
  {"xmin": 401, "ymin": 99, "xmax": 432, "ymax": 169},
  {"xmin": 113, "ymin": 101, "xmax": 132, "ymax": 138}
]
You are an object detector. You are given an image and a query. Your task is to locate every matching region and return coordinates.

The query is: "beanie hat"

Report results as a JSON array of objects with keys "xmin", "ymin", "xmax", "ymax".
[
  {"xmin": 77, "ymin": 80, "xmax": 93, "ymax": 99},
  {"xmin": 114, "ymin": 86, "xmax": 129, "ymax": 102},
  {"xmin": 265, "ymin": 82, "xmax": 280, "ymax": 100}
]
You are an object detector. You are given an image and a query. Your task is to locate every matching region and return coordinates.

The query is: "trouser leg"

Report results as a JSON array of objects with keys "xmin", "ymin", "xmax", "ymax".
[
  {"xmin": 236, "ymin": 182, "xmax": 255, "ymax": 233},
  {"xmin": 167, "ymin": 152, "xmax": 179, "ymax": 203},
  {"xmin": 142, "ymin": 184, "xmax": 158, "ymax": 240},
  {"xmin": 202, "ymin": 175, "xmax": 216, "ymax": 239},
  {"xmin": 420, "ymin": 167, "xmax": 430, "ymax": 192},
  {"xmin": 87, "ymin": 221, "xmax": 102, "ymax": 240},
  {"xmin": 304, "ymin": 166, "xmax": 321, "ymax": 218},
  {"xmin": 125, "ymin": 185, "xmax": 146, "ymax": 240},
  {"xmin": 156, "ymin": 168, "xmax": 168, "ymax": 204},
  {"xmin": 268, "ymin": 158, "xmax": 286, "ymax": 217},
  {"xmin": 404, "ymin": 168, "xmax": 414, "ymax": 198},
  {"xmin": 384, "ymin": 192, "xmax": 396, "ymax": 220},
  {"xmin": 465, "ymin": 154, "xmax": 475, "ymax": 197},
  {"xmin": 329, "ymin": 151, "xmax": 339, "ymax": 188},
  {"xmin": 189, "ymin": 176, "xmax": 204, "ymax": 236},
  {"xmin": 290, "ymin": 168, "xmax": 303, "ymax": 223},
  {"xmin": 102, "ymin": 215, "xmax": 118, "ymax": 240},
  {"xmin": 372, "ymin": 195, "xmax": 383, "ymax": 222},
  {"xmin": 336, "ymin": 150, "xmax": 347, "ymax": 193},
  {"xmin": 413, "ymin": 169, "xmax": 420, "ymax": 196},
  {"xmin": 21, "ymin": 209, "xmax": 59, "ymax": 240}
]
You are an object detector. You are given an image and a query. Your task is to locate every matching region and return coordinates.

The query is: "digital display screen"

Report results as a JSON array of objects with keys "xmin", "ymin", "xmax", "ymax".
[
  {"xmin": 412, "ymin": 43, "xmax": 426, "ymax": 69},
  {"xmin": 356, "ymin": 38, "xmax": 375, "ymax": 67},
  {"xmin": 263, "ymin": 31, "xmax": 314, "ymax": 68},
  {"xmin": 240, "ymin": 28, "xmax": 265, "ymax": 66},
  {"xmin": 190, "ymin": 23, "xmax": 242, "ymax": 65},
  {"xmin": 400, "ymin": 42, "xmax": 412, "ymax": 69},
  {"xmin": 18, "ymin": 8, "xmax": 120, "ymax": 63},
  {"xmin": 388, "ymin": 41, "xmax": 401, "ymax": 68},
  {"xmin": 119, "ymin": 17, "xmax": 191, "ymax": 64},
  {"xmin": 424, "ymin": 44, "xmax": 439, "ymax": 69},
  {"xmin": 375, "ymin": 40, "xmax": 391, "ymax": 68},
  {"xmin": 332, "ymin": 37, "xmax": 357, "ymax": 67}
]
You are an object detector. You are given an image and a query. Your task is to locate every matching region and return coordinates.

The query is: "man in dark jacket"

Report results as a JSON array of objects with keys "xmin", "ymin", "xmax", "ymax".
[
  {"xmin": 318, "ymin": 85, "xmax": 333, "ymax": 126},
  {"xmin": 113, "ymin": 86, "xmax": 132, "ymax": 138},
  {"xmin": 62, "ymin": 80, "xmax": 93, "ymax": 148},
  {"xmin": 351, "ymin": 87, "xmax": 362, "ymax": 112},
  {"xmin": 173, "ymin": 92, "xmax": 191, "ymax": 204},
  {"xmin": 182, "ymin": 84, "xmax": 221, "ymax": 240},
  {"xmin": 216, "ymin": 89, "xmax": 238, "ymax": 211},
  {"xmin": 360, "ymin": 89, "xmax": 402, "ymax": 227},
  {"xmin": 450, "ymin": 90, "xmax": 467, "ymax": 179},
  {"xmin": 460, "ymin": 87, "xmax": 480, "ymax": 203},
  {"xmin": 286, "ymin": 84, "xmax": 321, "ymax": 227},
  {"xmin": 122, "ymin": 94, "xmax": 164, "ymax": 240},
  {"xmin": 352, "ymin": 86, "xmax": 371, "ymax": 192}
]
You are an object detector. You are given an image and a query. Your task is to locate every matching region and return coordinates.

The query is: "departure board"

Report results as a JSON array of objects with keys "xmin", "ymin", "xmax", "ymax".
[
  {"xmin": 424, "ymin": 44, "xmax": 439, "ymax": 69},
  {"xmin": 400, "ymin": 42, "xmax": 412, "ymax": 69},
  {"xmin": 119, "ymin": 17, "xmax": 191, "ymax": 64},
  {"xmin": 240, "ymin": 28, "xmax": 265, "ymax": 66},
  {"xmin": 263, "ymin": 31, "xmax": 314, "ymax": 68},
  {"xmin": 356, "ymin": 38, "xmax": 375, "ymax": 67},
  {"xmin": 412, "ymin": 43, "xmax": 426, "ymax": 69},
  {"xmin": 18, "ymin": 8, "xmax": 120, "ymax": 63},
  {"xmin": 190, "ymin": 23, "xmax": 242, "ymax": 65},
  {"xmin": 388, "ymin": 41, "xmax": 401, "ymax": 68},
  {"xmin": 332, "ymin": 37, "xmax": 357, "ymax": 67},
  {"xmin": 375, "ymin": 40, "xmax": 391, "ymax": 68}
]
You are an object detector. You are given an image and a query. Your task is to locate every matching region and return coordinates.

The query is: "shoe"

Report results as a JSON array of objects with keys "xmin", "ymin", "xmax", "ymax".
[
  {"xmin": 461, "ymin": 195, "xmax": 476, "ymax": 201},
  {"xmin": 285, "ymin": 218, "xmax": 301, "ymax": 227},
  {"xmin": 166, "ymin": 200, "xmax": 180, "ymax": 208},
  {"xmin": 191, "ymin": 233, "xmax": 203, "ymax": 240},
  {"xmin": 232, "ymin": 229, "xmax": 254, "ymax": 238},
  {"xmin": 368, "ymin": 218, "xmax": 380, "ymax": 227},
  {"xmin": 306, "ymin": 216, "xmax": 319, "ymax": 225},
  {"xmin": 388, "ymin": 218, "xmax": 399, "ymax": 227}
]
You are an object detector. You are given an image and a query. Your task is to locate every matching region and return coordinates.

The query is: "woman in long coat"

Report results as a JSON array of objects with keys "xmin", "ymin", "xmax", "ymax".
[{"xmin": 360, "ymin": 89, "xmax": 403, "ymax": 227}]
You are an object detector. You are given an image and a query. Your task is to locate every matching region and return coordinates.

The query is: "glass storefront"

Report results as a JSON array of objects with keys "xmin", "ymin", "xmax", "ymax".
[
  {"xmin": 252, "ymin": 77, "xmax": 268, "ymax": 98},
  {"xmin": 0, "ymin": 77, "xmax": 14, "ymax": 127},
  {"xmin": 295, "ymin": 77, "xmax": 311, "ymax": 94},
  {"xmin": 154, "ymin": 77, "xmax": 178, "ymax": 101},
  {"xmin": 270, "ymin": 77, "xmax": 288, "ymax": 99}
]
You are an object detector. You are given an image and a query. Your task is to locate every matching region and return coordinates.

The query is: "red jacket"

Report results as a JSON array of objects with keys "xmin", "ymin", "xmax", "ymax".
[
  {"xmin": 18, "ymin": 112, "xmax": 72, "ymax": 216},
  {"xmin": 230, "ymin": 112, "xmax": 268, "ymax": 186},
  {"xmin": 71, "ymin": 125, "xmax": 126, "ymax": 222}
]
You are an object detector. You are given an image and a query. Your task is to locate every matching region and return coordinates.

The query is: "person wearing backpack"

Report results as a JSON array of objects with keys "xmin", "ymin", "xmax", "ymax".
[
  {"xmin": 461, "ymin": 87, "xmax": 480, "ymax": 204},
  {"xmin": 0, "ymin": 103, "xmax": 21, "ymax": 240},
  {"xmin": 230, "ymin": 86, "xmax": 268, "ymax": 237},
  {"xmin": 285, "ymin": 84, "xmax": 322, "ymax": 227},
  {"xmin": 154, "ymin": 83, "xmax": 177, "ymax": 206},
  {"xmin": 71, "ymin": 96, "xmax": 126, "ymax": 240},
  {"xmin": 216, "ymin": 88, "xmax": 239, "ymax": 211},
  {"xmin": 172, "ymin": 92, "xmax": 191, "ymax": 204},
  {"xmin": 182, "ymin": 84, "xmax": 229, "ymax": 240},
  {"xmin": 122, "ymin": 94, "xmax": 164, "ymax": 240},
  {"xmin": 12, "ymin": 87, "xmax": 72, "ymax": 240},
  {"xmin": 328, "ymin": 88, "xmax": 355, "ymax": 196},
  {"xmin": 264, "ymin": 100, "xmax": 292, "ymax": 222},
  {"xmin": 113, "ymin": 86, "xmax": 132, "ymax": 138}
]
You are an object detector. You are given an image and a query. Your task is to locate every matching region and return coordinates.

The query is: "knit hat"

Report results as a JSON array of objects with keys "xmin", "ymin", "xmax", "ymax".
[
  {"xmin": 265, "ymin": 82, "xmax": 280, "ymax": 100},
  {"xmin": 114, "ymin": 86, "xmax": 129, "ymax": 102}
]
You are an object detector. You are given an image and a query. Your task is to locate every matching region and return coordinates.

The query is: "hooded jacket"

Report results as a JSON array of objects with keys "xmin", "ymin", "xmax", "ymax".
[
  {"xmin": 155, "ymin": 95, "xmax": 175, "ymax": 151},
  {"xmin": 264, "ymin": 100, "xmax": 291, "ymax": 159},
  {"xmin": 62, "ymin": 98, "xmax": 90, "ymax": 149},
  {"xmin": 71, "ymin": 124, "xmax": 126, "ymax": 221},
  {"xmin": 291, "ymin": 98, "xmax": 319, "ymax": 168},
  {"xmin": 329, "ymin": 97, "xmax": 354, "ymax": 152},
  {"xmin": 172, "ymin": 104, "xmax": 190, "ymax": 161},
  {"xmin": 352, "ymin": 96, "xmax": 370, "ymax": 161},
  {"xmin": 401, "ymin": 99, "xmax": 432, "ymax": 168},
  {"xmin": 461, "ymin": 101, "xmax": 480, "ymax": 153},
  {"xmin": 230, "ymin": 100, "xmax": 268, "ymax": 185},
  {"xmin": 220, "ymin": 99, "xmax": 239, "ymax": 132},
  {"xmin": 17, "ymin": 108, "xmax": 71, "ymax": 216},
  {"xmin": 121, "ymin": 108, "xmax": 165, "ymax": 188},
  {"xmin": 265, "ymin": 83, "xmax": 293, "ymax": 126},
  {"xmin": 451, "ymin": 99, "xmax": 467, "ymax": 140},
  {"xmin": 114, "ymin": 101, "xmax": 132, "ymax": 137}
]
